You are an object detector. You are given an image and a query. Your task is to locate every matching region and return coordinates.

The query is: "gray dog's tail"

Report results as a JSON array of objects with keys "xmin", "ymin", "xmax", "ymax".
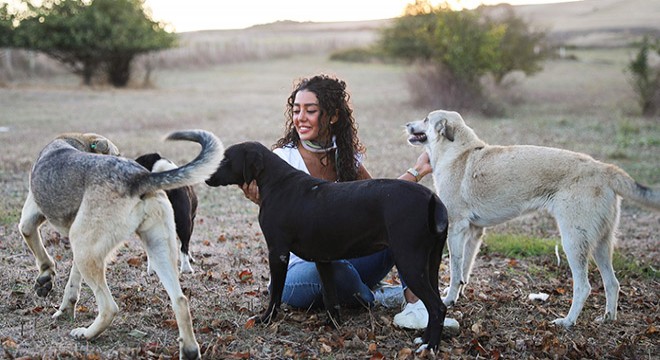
[
  {"xmin": 608, "ymin": 165, "xmax": 660, "ymax": 211},
  {"xmin": 131, "ymin": 130, "xmax": 224, "ymax": 196}
]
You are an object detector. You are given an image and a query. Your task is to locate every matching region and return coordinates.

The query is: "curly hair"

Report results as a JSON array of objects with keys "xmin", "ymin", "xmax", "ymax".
[{"xmin": 274, "ymin": 74, "xmax": 366, "ymax": 182}]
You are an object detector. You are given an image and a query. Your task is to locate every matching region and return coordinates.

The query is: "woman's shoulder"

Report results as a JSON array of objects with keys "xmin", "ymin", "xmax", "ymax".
[{"xmin": 273, "ymin": 144, "xmax": 297, "ymax": 159}]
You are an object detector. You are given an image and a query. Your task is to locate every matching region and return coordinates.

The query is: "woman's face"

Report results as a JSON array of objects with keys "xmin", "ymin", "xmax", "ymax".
[{"xmin": 293, "ymin": 90, "xmax": 328, "ymax": 142}]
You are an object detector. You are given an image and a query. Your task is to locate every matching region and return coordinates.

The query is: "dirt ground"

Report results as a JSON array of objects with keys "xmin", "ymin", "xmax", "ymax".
[{"xmin": 0, "ymin": 46, "xmax": 658, "ymax": 359}]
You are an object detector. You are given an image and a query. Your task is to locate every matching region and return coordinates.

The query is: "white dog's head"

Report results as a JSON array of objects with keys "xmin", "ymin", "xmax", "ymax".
[
  {"xmin": 406, "ymin": 110, "xmax": 467, "ymax": 145},
  {"xmin": 406, "ymin": 110, "xmax": 484, "ymax": 159}
]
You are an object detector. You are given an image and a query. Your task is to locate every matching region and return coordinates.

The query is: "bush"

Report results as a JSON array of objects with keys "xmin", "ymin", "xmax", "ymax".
[
  {"xmin": 329, "ymin": 46, "xmax": 384, "ymax": 63},
  {"xmin": 380, "ymin": 1, "xmax": 547, "ymax": 115},
  {"xmin": 628, "ymin": 36, "xmax": 660, "ymax": 117}
]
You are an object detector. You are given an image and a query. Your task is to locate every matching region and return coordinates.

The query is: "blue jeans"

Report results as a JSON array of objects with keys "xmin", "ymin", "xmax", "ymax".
[{"xmin": 278, "ymin": 249, "xmax": 397, "ymax": 309}]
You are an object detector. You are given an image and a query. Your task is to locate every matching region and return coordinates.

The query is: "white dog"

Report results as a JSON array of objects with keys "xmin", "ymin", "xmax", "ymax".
[{"xmin": 406, "ymin": 110, "xmax": 659, "ymax": 327}]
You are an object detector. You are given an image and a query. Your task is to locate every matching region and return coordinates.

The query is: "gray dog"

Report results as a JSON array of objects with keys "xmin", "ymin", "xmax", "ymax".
[
  {"xmin": 18, "ymin": 130, "xmax": 224, "ymax": 360},
  {"xmin": 205, "ymin": 141, "xmax": 449, "ymax": 352}
]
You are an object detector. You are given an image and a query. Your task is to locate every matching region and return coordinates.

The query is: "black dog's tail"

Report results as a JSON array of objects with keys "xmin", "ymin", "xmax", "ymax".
[
  {"xmin": 429, "ymin": 194, "xmax": 449, "ymax": 236},
  {"xmin": 131, "ymin": 130, "xmax": 224, "ymax": 196}
]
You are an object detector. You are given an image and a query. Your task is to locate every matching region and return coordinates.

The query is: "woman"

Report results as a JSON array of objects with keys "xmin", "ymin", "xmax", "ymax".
[{"xmin": 242, "ymin": 74, "xmax": 432, "ymax": 328}]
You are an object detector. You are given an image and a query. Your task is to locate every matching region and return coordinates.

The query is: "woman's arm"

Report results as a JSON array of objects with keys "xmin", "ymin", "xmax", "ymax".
[
  {"xmin": 398, "ymin": 151, "xmax": 432, "ymax": 183},
  {"xmin": 356, "ymin": 163, "xmax": 372, "ymax": 180}
]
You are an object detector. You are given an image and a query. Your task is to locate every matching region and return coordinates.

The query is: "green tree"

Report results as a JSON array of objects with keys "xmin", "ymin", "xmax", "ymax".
[
  {"xmin": 0, "ymin": 3, "xmax": 14, "ymax": 47},
  {"xmin": 380, "ymin": 1, "xmax": 547, "ymax": 114},
  {"xmin": 15, "ymin": 0, "xmax": 176, "ymax": 87},
  {"xmin": 628, "ymin": 36, "xmax": 660, "ymax": 117},
  {"xmin": 487, "ymin": 5, "xmax": 546, "ymax": 84}
]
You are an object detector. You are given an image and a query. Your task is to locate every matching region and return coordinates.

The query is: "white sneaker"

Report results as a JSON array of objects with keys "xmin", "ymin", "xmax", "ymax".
[
  {"xmin": 394, "ymin": 301, "xmax": 461, "ymax": 334},
  {"xmin": 393, "ymin": 301, "xmax": 428, "ymax": 329}
]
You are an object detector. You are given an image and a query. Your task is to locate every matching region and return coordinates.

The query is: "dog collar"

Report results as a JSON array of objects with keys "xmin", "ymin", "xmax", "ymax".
[{"xmin": 301, "ymin": 135, "xmax": 337, "ymax": 154}]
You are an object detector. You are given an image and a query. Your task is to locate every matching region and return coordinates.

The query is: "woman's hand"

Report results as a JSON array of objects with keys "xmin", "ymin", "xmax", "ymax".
[
  {"xmin": 241, "ymin": 180, "xmax": 260, "ymax": 205},
  {"xmin": 414, "ymin": 151, "xmax": 433, "ymax": 179},
  {"xmin": 400, "ymin": 151, "xmax": 433, "ymax": 182}
]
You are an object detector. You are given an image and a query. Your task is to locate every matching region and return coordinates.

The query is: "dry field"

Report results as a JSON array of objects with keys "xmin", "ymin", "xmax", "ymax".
[{"xmin": 1, "ymin": 3, "xmax": 659, "ymax": 358}]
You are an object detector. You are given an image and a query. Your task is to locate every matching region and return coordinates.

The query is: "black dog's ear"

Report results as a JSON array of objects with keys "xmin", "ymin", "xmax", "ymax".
[
  {"xmin": 435, "ymin": 118, "xmax": 454, "ymax": 142},
  {"xmin": 243, "ymin": 150, "xmax": 264, "ymax": 184}
]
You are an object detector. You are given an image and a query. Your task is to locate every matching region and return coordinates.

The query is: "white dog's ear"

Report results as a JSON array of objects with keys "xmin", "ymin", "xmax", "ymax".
[{"xmin": 435, "ymin": 118, "xmax": 454, "ymax": 142}]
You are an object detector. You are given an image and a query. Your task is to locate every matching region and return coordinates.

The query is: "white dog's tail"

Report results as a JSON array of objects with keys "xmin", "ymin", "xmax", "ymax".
[
  {"xmin": 608, "ymin": 165, "xmax": 660, "ymax": 211},
  {"xmin": 131, "ymin": 130, "xmax": 224, "ymax": 196}
]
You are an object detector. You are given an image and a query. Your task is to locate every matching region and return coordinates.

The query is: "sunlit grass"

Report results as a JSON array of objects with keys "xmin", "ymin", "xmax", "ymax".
[
  {"xmin": 482, "ymin": 233, "xmax": 559, "ymax": 258},
  {"xmin": 482, "ymin": 233, "xmax": 658, "ymax": 279}
]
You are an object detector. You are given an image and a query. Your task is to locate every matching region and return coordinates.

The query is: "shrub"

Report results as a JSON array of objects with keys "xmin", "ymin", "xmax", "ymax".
[
  {"xmin": 627, "ymin": 36, "xmax": 660, "ymax": 117},
  {"xmin": 380, "ymin": 1, "xmax": 547, "ymax": 115}
]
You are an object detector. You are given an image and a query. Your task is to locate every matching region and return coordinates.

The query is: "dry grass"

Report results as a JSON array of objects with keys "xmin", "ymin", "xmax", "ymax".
[{"xmin": 1, "ymin": 8, "xmax": 659, "ymax": 359}]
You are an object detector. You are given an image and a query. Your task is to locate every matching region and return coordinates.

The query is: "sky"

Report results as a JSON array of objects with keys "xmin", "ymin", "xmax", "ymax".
[{"xmin": 144, "ymin": 0, "xmax": 581, "ymax": 33}]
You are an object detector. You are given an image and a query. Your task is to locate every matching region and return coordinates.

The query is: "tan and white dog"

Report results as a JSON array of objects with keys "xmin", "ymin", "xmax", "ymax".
[
  {"xmin": 19, "ymin": 130, "xmax": 223, "ymax": 359},
  {"xmin": 406, "ymin": 109, "xmax": 660, "ymax": 327}
]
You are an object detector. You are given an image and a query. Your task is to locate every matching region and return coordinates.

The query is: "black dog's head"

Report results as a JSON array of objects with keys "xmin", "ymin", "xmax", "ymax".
[
  {"xmin": 206, "ymin": 142, "xmax": 267, "ymax": 187},
  {"xmin": 135, "ymin": 153, "xmax": 163, "ymax": 171}
]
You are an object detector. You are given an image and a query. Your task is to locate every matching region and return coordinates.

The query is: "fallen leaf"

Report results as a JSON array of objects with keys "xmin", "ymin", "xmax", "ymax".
[
  {"xmin": 163, "ymin": 319, "xmax": 177, "ymax": 329},
  {"xmin": 320, "ymin": 343, "xmax": 332, "ymax": 353},
  {"xmin": 238, "ymin": 269, "xmax": 253, "ymax": 283},
  {"xmin": 127, "ymin": 257, "xmax": 142, "ymax": 267},
  {"xmin": 244, "ymin": 317, "xmax": 255, "ymax": 329},
  {"xmin": 397, "ymin": 347, "xmax": 413, "ymax": 360},
  {"xmin": 128, "ymin": 329, "xmax": 148, "ymax": 338}
]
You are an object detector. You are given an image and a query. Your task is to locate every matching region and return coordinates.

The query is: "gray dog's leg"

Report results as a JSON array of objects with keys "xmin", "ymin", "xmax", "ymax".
[
  {"xmin": 138, "ymin": 194, "xmax": 200, "ymax": 359},
  {"xmin": 18, "ymin": 191, "xmax": 55, "ymax": 297},
  {"xmin": 52, "ymin": 262, "xmax": 83, "ymax": 320}
]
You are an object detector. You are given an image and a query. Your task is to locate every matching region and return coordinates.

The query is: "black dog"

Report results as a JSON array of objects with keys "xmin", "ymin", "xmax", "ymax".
[
  {"xmin": 206, "ymin": 142, "xmax": 449, "ymax": 351},
  {"xmin": 136, "ymin": 153, "xmax": 198, "ymax": 274}
]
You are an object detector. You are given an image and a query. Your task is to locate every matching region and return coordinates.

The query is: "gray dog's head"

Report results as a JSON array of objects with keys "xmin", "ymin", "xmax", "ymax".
[
  {"xmin": 56, "ymin": 132, "xmax": 121, "ymax": 156},
  {"xmin": 206, "ymin": 141, "xmax": 267, "ymax": 187}
]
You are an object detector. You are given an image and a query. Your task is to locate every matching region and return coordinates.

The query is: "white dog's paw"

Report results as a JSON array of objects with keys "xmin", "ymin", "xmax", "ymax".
[
  {"xmin": 551, "ymin": 317, "xmax": 574, "ymax": 328},
  {"xmin": 70, "ymin": 327, "xmax": 90, "ymax": 339},
  {"xmin": 595, "ymin": 312, "xmax": 616, "ymax": 324},
  {"xmin": 52, "ymin": 307, "xmax": 74, "ymax": 320},
  {"xmin": 180, "ymin": 254, "xmax": 194, "ymax": 274},
  {"xmin": 146, "ymin": 259, "xmax": 155, "ymax": 276}
]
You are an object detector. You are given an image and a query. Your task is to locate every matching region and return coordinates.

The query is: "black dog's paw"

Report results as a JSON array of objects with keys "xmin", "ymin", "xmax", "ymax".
[
  {"xmin": 35, "ymin": 275, "xmax": 53, "ymax": 297},
  {"xmin": 325, "ymin": 308, "xmax": 342, "ymax": 328},
  {"xmin": 257, "ymin": 310, "xmax": 276, "ymax": 325}
]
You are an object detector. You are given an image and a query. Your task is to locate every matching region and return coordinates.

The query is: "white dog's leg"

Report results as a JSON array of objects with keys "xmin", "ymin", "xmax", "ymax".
[
  {"xmin": 18, "ymin": 192, "xmax": 55, "ymax": 298},
  {"xmin": 53, "ymin": 262, "xmax": 83, "ymax": 320},
  {"xmin": 460, "ymin": 224, "xmax": 485, "ymax": 290},
  {"xmin": 138, "ymin": 194, "xmax": 200, "ymax": 359},
  {"xmin": 443, "ymin": 220, "xmax": 470, "ymax": 305},
  {"xmin": 552, "ymin": 233, "xmax": 591, "ymax": 328},
  {"xmin": 592, "ymin": 238, "xmax": 619, "ymax": 323}
]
